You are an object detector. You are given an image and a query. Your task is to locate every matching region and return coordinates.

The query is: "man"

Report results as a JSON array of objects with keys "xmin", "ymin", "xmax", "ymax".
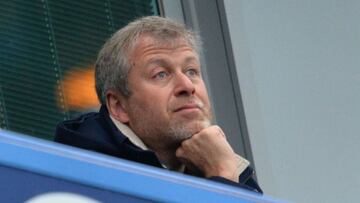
[{"xmin": 55, "ymin": 16, "xmax": 262, "ymax": 193}]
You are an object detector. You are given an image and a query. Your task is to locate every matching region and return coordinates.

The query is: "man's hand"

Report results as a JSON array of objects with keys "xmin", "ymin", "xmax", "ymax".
[{"xmin": 175, "ymin": 125, "xmax": 240, "ymax": 182}]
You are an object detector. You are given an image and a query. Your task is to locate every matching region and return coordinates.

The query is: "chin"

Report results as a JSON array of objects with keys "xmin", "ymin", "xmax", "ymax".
[
  {"xmin": 168, "ymin": 119, "xmax": 211, "ymax": 142},
  {"xmin": 187, "ymin": 118, "xmax": 211, "ymax": 132}
]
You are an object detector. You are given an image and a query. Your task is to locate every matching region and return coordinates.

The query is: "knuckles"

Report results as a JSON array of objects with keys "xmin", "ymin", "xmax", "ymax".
[
  {"xmin": 197, "ymin": 125, "xmax": 224, "ymax": 139},
  {"xmin": 175, "ymin": 147, "xmax": 183, "ymax": 158},
  {"xmin": 176, "ymin": 125, "xmax": 226, "ymax": 158},
  {"xmin": 191, "ymin": 132, "xmax": 201, "ymax": 141},
  {"xmin": 180, "ymin": 138, "xmax": 191, "ymax": 148}
]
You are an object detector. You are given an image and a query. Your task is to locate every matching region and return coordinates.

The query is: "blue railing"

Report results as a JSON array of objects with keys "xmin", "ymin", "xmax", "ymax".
[{"xmin": 0, "ymin": 130, "xmax": 281, "ymax": 203}]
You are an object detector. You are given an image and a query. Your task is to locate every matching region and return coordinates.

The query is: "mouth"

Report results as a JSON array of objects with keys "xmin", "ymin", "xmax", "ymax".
[{"xmin": 174, "ymin": 103, "xmax": 201, "ymax": 113}]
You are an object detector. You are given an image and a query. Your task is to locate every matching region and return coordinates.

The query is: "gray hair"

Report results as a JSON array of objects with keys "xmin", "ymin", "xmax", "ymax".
[{"xmin": 95, "ymin": 16, "xmax": 202, "ymax": 104}]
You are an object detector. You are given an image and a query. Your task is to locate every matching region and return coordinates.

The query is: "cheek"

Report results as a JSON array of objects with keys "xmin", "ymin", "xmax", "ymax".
[
  {"xmin": 197, "ymin": 84, "xmax": 210, "ymax": 104},
  {"xmin": 134, "ymin": 91, "xmax": 170, "ymax": 113},
  {"xmin": 131, "ymin": 80, "xmax": 175, "ymax": 113}
]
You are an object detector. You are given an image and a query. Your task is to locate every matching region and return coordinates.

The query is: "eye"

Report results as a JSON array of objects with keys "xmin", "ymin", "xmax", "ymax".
[
  {"xmin": 185, "ymin": 68, "xmax": 199, "ymax": 77},
  {"xmin": 154, "ymin": 71, "xmax": 169, "ymax": 80}
]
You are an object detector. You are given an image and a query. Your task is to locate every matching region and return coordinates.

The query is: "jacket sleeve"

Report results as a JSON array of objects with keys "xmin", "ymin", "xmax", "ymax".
[{"xmin": 209, "ymin": 166, "xmax": 263, "ymax": 194}]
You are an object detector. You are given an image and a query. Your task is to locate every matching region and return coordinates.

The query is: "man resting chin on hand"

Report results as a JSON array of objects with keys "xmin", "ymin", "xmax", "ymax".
[{"xmin": 55, "ymin": 16, "xmax": 262, "ymax": 194}]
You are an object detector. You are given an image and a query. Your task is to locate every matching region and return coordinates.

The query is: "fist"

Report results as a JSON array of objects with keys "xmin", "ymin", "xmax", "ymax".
[{"xmin": 175, "ymin": 125, "xmax": 239, "ymax": 182}]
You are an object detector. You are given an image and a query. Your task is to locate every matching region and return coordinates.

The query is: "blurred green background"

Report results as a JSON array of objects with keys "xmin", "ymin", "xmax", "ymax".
[{"xmin": 0, "ymin": 0, "xmax": 159, "ymax": 139}]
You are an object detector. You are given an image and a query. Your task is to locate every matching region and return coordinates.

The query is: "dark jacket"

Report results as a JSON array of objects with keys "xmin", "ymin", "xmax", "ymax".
[{"xmin": 55, "ymin": 105, "xmax": 262, "ymax": 194}]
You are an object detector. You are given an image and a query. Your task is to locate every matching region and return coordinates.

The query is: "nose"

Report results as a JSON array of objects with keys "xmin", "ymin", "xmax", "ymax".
[{"xmin": 174, "ymin": 72, "xmax": 195, "ymax": 97}]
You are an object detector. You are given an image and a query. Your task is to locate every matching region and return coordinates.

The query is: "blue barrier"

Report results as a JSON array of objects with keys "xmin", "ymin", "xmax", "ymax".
[{"xmin": 0, "ymin": 130, "xmax": 281, "ymax": 202}]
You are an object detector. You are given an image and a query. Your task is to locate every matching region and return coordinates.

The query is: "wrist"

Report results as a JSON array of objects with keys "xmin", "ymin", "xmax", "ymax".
[
  {"xmin": 206, "ymin": 154, "xmax": 250, "ymax": 183},
  {"xmin": 234, "ymin": 154, "xmax": 250, "ymax": 181}
]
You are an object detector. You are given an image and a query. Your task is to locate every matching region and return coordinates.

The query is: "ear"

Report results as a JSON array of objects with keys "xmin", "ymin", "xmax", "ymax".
[{"xmin": 105, "ymin": 90, "xmax": 130, "ymax": 123}]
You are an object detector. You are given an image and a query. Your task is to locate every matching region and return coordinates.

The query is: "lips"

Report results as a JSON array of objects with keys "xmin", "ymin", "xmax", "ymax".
[{"xmin": 174, "ymin": 104, "xmax": 198, "ymax": 112}]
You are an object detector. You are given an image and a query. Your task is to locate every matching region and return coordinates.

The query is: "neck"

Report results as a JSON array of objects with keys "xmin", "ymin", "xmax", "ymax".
[
  {"xmin": 153, "ymin": 147, "xmax": 202, "ymax": 176},
  {"xmin": 157, "ymin": 150, "xmax": 183, "ymax": 170},
  {"xmin": 137, "ymin": 133, "xmax": 183, "ymax": 170},
  {"xmin": 151, "ymin": 146, "xmax": 183, "ymax": 170}
]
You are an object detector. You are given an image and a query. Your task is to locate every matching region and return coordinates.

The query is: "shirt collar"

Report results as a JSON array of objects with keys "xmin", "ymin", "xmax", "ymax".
[
  {"xmin": 109, "ymin": 115, "xmax": 185, "ymax": 172},
  {"xmin": 109, "ymin": 115, "xmax": 149, "ymax": 150}
]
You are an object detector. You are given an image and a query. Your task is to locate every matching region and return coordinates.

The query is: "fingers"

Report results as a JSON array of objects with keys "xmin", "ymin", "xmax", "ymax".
[
  {"xmin": 176, "ymin": 125, "xmax": 228, "ymax": 159},
  {"xmin": 175, "ymin": 125, "xmax": 238, "ymax": 180},
  {"xmin": 190, "ymin": 125, "xmax": 226, "ymax": 143},
  {"xmin": 175, "ymin": 145, "xmax": 184, "ymax": 158},
  {"xmin": 175, "ymin": 137, "xmax": 195, "ymax": 159},
  {"xmin": 215, "ymin": 126, "xmax": 226, "ymax": 138}
]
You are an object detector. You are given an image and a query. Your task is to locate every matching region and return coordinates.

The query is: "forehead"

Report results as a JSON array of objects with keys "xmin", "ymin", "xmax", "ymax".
[{"xmin": 130, "ymin": 35, "xmax": 198, "ymax": 59}]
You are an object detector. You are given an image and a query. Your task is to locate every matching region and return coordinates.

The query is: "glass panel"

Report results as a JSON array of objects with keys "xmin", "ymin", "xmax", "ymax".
[{"xmin": 0, "ymin": 0, "xmax": 159, "ymax": 139}]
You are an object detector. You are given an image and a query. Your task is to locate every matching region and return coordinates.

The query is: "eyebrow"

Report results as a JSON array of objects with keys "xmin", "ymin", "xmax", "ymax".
[
  {"xmin": 146, "ymin": 58, "xmax": 171, "ymax": 68},
  {"xmin": 182, "ymin": 56, "xmax": 200, "ymax": 66},
  {"xmin": 145, "ymin": 56, "xmax": 200, "ymax": 69}
]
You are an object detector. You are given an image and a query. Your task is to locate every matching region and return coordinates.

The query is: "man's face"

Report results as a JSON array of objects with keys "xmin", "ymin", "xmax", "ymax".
[{"xmin": 123, "ymin": 36, "xmax": 212, "ymax": 150}]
